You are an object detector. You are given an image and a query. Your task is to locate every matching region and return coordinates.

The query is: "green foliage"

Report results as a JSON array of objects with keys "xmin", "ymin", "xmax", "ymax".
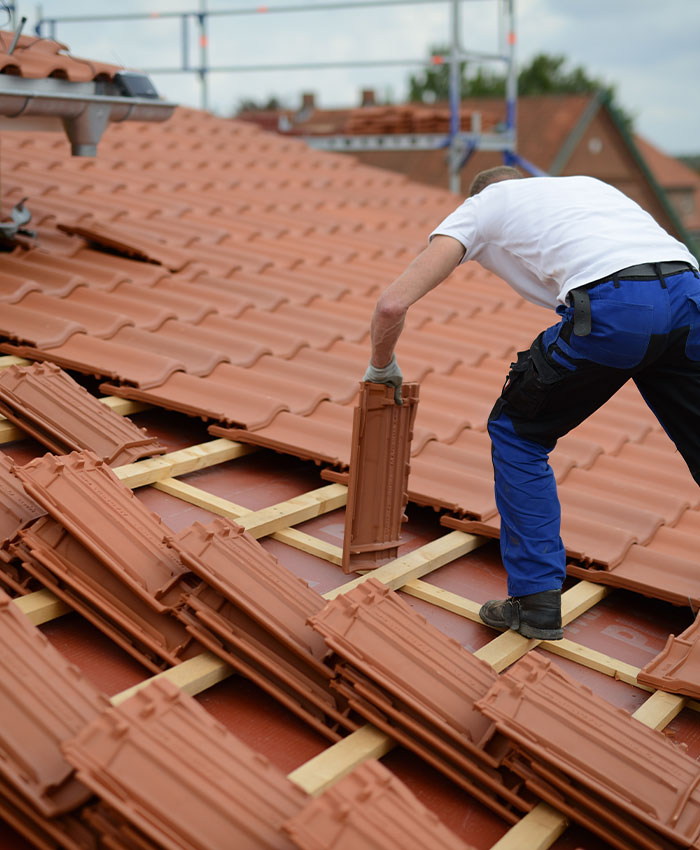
[
  {"xmin": 236, "ymin": 95, "xmax": 283, "ymax": 113},
  {"xmin": 407, "ymin": 49, "xmax": 634, "ymax": 128}
]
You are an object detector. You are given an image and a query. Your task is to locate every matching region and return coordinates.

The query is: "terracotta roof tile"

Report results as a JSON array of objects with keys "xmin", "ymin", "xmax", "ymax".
[
  {"xmin": 0, "ymin": 303, "xmax": 86, "ymax": 348},
  {"xmin": 103, "ymin": 370, "xmax": 291, "ymax": 429},
  {"xmin": 0, "ymin": 254, "xmax": 87, "ymax": 297},
  {"xmin": 0, "ymin": 362, "xmax": 164, "ymax": 465},
  {"xmin": 283, "ymin": 760, "xmax": 477, "ymax": 850},
  {"xmin": 0, "ymin": 453, "xmax": 46, "ymax": 558},
  {"xmin": 0, "ymin": 271, "xmax": 41, "ymax": 303},
  {"xmin": 12, "ymin": 451, "xmax": 191, "ymax": 609},
  {"xmin": 17, "ymin": 291, "xmax": 133, "ymax": 338},
  {"xmin": 638, "ymin": 612, "xmax": 700, "ymax": 699},
  {"xmin": 169, "ymin": 517, "xmax": 327, "ymax": 663},
  {"xmin": 109, "ymin": 325, "xmax": 227, "ymax": 377},
  {"xmin": 57, "ymin": 221, "xmax": 193, "ymax": 272},
  {"xmin": 186, "ymin": 272, "xmax": 290, "ymax": 315},
  {"xmin": 308, "ymin": 580, "xmax": 528, "ymax": 820},
  {"xmin": 0, "ymin": 586, "xmax": 109, "ymax": 816},
  {"xmin": 477, "ymin": 652, "xmax": 700, "ymax": 849},
  {"xmin": 0, "ymin": 32, "xmax": 121, "ymax": 82},
  {"xmin": 111, "ymin": 281, "xmax": 216, "ymax": 325},
  {"xmin": 17, "ymin": 332, "xmax": 184, "ymax": 388},
  {"xmin": 12, "ymin": 248, "xmax": 129, "ymax": 290},
  {"xmin": 343, "ymin": 383, "xmax": 419, "ymax": 572},
  {"xmin": 16, "ymin": 515, "xmax": 198, "ymax": 672},
  {"xmin": 62, "ymin": 679, "xmax": 308, "ymax": 850},
  {"xmin": 65, "ymin": 286, "xmax": 177, "ymax": 331},
  {"xmin": 154, "ymin": 318, "xmax": 272, "ymax": 367}
]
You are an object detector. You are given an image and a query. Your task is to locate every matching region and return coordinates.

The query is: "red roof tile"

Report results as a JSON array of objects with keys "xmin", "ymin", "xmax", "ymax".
[
  {"xmin": 0, "ymin": 587, "xmax": 109, "ymax": 816},
  {"xmin": 0, "ymin": 362, "xmax": 164, "ymax": 465},
  {"xmin": 283, "ymin": 760, "xmax": 477, "ymax": 850},
  {"xmin": 0, "ymin": 32, "xmax": 122, "ymax": 82},
  {"xmin": 62, "ymin": 679, "xmax": 308, "ymax": 850}
]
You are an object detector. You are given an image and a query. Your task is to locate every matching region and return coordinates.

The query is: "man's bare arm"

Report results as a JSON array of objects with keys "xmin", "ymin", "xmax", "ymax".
[{"xmin": 369, "ymin": 235, "xmax": 466, "ymax": 367}]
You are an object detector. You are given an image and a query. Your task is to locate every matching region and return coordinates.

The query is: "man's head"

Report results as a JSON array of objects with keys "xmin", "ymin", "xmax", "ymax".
[{"xmin": 469, "ymin": 165, "xmax": 524, "ymax": 197}]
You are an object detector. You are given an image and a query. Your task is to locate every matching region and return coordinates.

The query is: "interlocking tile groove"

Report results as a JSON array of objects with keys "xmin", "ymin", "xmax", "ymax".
[
  {"xmin": 282, "ymin": 760, "xmax": 477, "ymax": 850},
  {"xmin": 17, "ymin": 516, "xmax": 198, "ymax": 673},
  {"xmin": 0, "ymin": 362, "xmax": 165, "ymax": 466},
  {"xmin": 102, "ymin": 370, "xmax": 290, "ymax": 429},
  {"xmin": 476, "ymin": 653, "xmax": 700, "ymax": 850},
  {"xmin": 0, "ymin": 302, "xmax": 86, "ymax": 348},
  {"xmin": 0, "ymin": 587, "xmax": 109, "ymax": 816},
  {"xmin": 62, "ymin": 679, "xmax": 308, "ymax": 850},
  {"xmin": 12, "ymin": 451, "xmax": 191, "ymax": 610},
  {"xmin": 638, "ymin": 614, "xmax": 700, "ymax": 698},
  {"xmin": 0, "ymin": 453, "xmax": 46, "ymax": 558},
  {"xmin": 342, "ymin": 382, "xmax": 419, "ymax": 573},
  {"xmin": 11, "ymin": 333, "xmax": 186, "ymax": 389},
  {"xmin": 168, "ymin": 517, "xmax": 328, "ymax": 666}
]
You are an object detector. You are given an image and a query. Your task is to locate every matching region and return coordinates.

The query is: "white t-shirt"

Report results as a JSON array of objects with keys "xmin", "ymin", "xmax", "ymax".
[{"xmin": 429, "ymin": 175, "xmax": 699, "ymax": 309}]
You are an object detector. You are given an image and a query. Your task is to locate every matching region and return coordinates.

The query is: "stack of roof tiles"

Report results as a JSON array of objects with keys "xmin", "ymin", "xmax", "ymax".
[
  {"xmin": 166, "ymin": 516, "xmax": 357, "ymax": 740},
  {"xmin": 341, "ymin": 106, "xmax": 500, "ymax": 136},
  {"xmin": 310, "ymin": 579, "xmax": 700, "ymax": 850},
  {"xmin": 309, "ymin": 578, "xmax": 531, "ymax": 823},
  {"xmin": 0, "ymin": 437, "xmax": 354, "ymax": 737}
]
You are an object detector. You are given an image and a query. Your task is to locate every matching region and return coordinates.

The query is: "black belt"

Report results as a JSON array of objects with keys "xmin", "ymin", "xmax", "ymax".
[
  {"xmin": 569, "ymin": 261, "xmax": 698, "ymax": 338},
  {"xmin": 582, "ymin": 260, "xmax": 696, "ymax": 290}
]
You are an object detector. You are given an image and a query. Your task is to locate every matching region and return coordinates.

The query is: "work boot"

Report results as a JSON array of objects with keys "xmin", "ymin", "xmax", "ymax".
[{"xmin": 479, "ymin": 589, "xmax": 563, "ymax": 640}]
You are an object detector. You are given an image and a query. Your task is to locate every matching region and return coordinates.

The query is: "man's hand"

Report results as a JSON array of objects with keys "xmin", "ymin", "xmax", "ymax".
[{"xmin": 364, "ymin": 354, "xmax": 403, "ymax": 405}]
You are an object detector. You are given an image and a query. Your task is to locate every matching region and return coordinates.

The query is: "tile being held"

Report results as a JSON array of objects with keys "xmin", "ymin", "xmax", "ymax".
[{"xmin": 342, "ymin": 383, "xmax": 419, "ymax": 573}]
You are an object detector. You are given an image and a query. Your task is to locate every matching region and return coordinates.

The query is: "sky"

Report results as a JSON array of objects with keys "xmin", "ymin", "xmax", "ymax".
[{"xmin": 19, "ymin": 0, "xmax": 700, "ymax": 155}]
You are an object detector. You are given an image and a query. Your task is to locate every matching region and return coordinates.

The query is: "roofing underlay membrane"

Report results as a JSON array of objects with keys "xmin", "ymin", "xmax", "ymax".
[{"xmin": 1, "ymin": 34, "xmax": 700, "ymax": 850}]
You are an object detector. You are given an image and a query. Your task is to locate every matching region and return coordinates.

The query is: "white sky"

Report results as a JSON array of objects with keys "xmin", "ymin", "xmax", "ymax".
[{"xmin": 20, "ymin": 0, "xmax": 700, "ymax": 155}]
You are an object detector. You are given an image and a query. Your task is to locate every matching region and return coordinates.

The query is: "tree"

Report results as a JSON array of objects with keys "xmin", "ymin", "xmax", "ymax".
[
  {"xmin": 236, "ymin": 95, "xmax": 283, "ymax": 113},
  {"xmin": 407, "ymin": 50, "xmax": 633, "ymax": 128}
]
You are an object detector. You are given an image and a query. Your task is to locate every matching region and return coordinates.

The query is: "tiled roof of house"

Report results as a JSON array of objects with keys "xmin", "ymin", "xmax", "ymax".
[{"xmin": 0, "ymin": 75, "xmax": 699, "ymax": 850}]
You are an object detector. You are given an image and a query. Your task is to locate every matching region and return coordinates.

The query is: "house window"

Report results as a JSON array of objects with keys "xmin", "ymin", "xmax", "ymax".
[{"xmin": 588, "ymin": 137, "xmax": 603, "ymax": 155}]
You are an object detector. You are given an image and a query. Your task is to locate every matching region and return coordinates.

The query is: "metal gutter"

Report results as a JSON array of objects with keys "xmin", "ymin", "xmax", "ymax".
[{"xmin": 0, "ymin": 75, "xmax": 176, "ymax": 155}]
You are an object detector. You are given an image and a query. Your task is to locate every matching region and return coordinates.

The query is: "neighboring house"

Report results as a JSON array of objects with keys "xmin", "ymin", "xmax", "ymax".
[
  {"xmin": 238, "ymin": 92, "xmax": 698, "ymax": 254},
  {"xmin": 636, "ymin": 135, "xmax": 700, "ymax": 253}
]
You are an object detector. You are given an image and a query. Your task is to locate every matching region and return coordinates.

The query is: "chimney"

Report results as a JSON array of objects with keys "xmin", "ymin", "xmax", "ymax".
[
  {"xmin": 361, "ymin": 88, "xmax": 376, "ymax": 107},
  {"xmin": 301, "ymin": 92, "xmax": 316, "ymax": 111}
]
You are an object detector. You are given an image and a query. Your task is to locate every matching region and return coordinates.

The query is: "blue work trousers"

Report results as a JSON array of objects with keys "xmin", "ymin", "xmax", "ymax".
[{"xmin": 487, "ymin": 267, "xmax": 700, "ymax": 597}]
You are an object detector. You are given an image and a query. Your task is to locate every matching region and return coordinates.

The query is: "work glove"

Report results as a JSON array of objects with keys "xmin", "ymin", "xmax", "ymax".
[{"xmin": 363, "ymin": 354, "xmax": 403, "ymax": 405}]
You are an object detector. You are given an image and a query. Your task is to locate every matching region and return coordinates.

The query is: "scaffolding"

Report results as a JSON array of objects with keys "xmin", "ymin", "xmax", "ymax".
[{"xmin": 34, "ymin": 0, "xmax": 538, "ymax": 192}]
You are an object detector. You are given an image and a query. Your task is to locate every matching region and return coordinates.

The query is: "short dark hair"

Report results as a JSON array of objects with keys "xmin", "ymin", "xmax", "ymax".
[{"xmin": 469, "ymin": 165, "xmax": 524, "ymax": 197}]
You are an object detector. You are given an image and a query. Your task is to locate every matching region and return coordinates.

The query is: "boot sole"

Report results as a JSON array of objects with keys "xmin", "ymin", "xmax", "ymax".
[
  {"xmin": 518, "ymin": 623, "xmax": 564, "ymax": 640},
  {"xmin": 479, "ymin": 611, "xmax": 563, "ymax": 641}
]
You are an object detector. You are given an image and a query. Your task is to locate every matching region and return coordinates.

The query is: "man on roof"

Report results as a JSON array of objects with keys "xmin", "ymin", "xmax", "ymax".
[{"xmin": 365, "ymin": 166, "xmax": 700, "ymax": 641}]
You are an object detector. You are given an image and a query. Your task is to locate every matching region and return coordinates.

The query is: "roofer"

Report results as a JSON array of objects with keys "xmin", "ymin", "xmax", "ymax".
[{"xmin": 364, "ymin": 166, "xmax": 700, "ymax": 641}]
